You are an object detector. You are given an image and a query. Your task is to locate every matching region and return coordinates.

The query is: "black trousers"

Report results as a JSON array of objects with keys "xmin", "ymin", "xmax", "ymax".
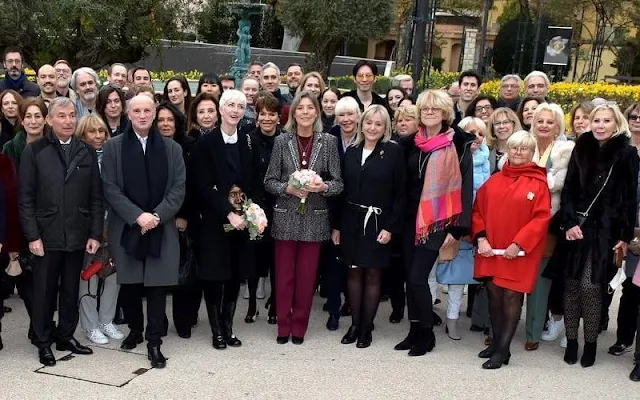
[
  {"xmin": 324, "ymin": 242, "xmax": 346, "ymax": 318},
  {"xmin": 121, "ymin": 284, "xmax": 166, "ymax": 347},
  {"xmin": 172, "ymin": 281, "xmax": 203, "ymax": 335},
  {"xmin": 618, "ymin": 277, "xmax": 640, "ymax": 345},
  {"xmin": 405, "ymin": 244, "xmax": 440, "ymax": 328},
  {"xmin": 31, "ymin": 250, "xmax": 84, "ymax": 349},
  {"xmin": 384, "ymin": 238, "xmax": 406, "ymax": 314}
]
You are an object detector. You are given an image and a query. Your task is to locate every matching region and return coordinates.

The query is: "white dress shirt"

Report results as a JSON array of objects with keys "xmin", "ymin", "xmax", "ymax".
[
  {"xmin": 135, "ymin": 132, "xmax": 148, "ymax": 154},
  {"xmin": 221, "ymin": 128, "xmax": 238, "ymax": 144},
  {"xmin": 59, "ymin": 138, "xmax": 72, "ymax": 145}
]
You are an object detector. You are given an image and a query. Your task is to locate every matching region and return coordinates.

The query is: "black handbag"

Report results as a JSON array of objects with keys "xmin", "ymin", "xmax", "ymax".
[{"xmin": 575, "ymin": 165, "xmax": 614, "ymax": 227}]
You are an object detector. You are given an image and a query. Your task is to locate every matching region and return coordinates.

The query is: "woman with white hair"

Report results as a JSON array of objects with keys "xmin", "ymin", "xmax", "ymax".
[
  {"xmin": 473, "ymin": 130, "xmax": 551, "ymax": 369},
  {"xmin": 323, "ymin": 96, "xmax": 362, "ymax": 330},
  {"xmin": 523, "ymin": 103, "xmax": 575, "ymax": 351},
  {"xmin": 336, "ymin": 105, "xmax": 405, "ymax": 348},
  {"xmin": 194, "ymin": 89, "xmax": 259, "ymax": 349},
  {"xmin": 437, "ymin": 117, "xmax": 489, "ymax": 341},
  {"xmin": 561, "ymin": 103, "xmax": 639, "ymax": 367}
]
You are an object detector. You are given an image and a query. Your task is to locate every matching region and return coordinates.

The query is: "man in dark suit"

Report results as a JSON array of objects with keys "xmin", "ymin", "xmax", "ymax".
[
  {"xmin": 101, "ymin": 94, "xmax": 185, "ymax": 368},
  {"xmin": 19, "ymin": 97, "xmax": 103, "ymax": 366},
  {"xmin": 0, "ymin": 47, "xmax": 41, "ymax": 98}
]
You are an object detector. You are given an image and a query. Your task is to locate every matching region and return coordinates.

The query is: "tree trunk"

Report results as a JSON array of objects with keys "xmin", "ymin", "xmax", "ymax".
[{"xmin": 306, "ymin": 38, "xmax": 345, "ymax": 79}]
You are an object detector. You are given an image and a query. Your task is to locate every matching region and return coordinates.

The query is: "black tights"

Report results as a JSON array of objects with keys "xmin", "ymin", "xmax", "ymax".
[
  {"xmin": 347, "ymin": 267, "xmax": 382, "ymax": 330},
  {"xmin": 487, "ymin": 281, "xmax": 524, "ymax": 358},
  {"xmin": 564, "ymin": 256, "xmax": 601, "ymax": 342}
]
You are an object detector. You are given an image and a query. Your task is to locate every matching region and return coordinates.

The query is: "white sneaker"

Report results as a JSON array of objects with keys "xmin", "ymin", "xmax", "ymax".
[
  {"xmin": 541, "ymin": 314, "xmax": 565, "ymax": 341},
  {"xmin": 86, "ymin": 328, "xmax": 109, "ymax": 344},
  {"xmin": 100, "ymin": 322, "xmax": 125, "ymax": 340},
  {"xmin": 256, "ymin": 277, "xmax": 266, "ymax": 299},
  {"xmin": 560, "ymin": 336, "xmax": 567, "ymax": 348}
]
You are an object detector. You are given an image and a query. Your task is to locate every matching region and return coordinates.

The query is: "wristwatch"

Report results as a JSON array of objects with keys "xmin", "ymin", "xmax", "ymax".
[{"xmin": 153, "ymin": 212, "xmax": 160, "ymax": 222}]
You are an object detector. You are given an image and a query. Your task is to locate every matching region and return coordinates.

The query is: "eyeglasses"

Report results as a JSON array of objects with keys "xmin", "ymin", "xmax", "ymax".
[
  {"xmin": 501, "ymin": 84, "xmax": 519, "ymax": 89},
  {"xmin": 356, "ymin": 73, "xmax": 374, "ymax": 80},
  {"xmin": 629, "ymin": 114, "xmax": 640, "ymax": 121},
  {"xmin": 420, "ymin": 107, "xmax": 442, "ymax": 114},
  {"xmin": 475, "ymin": 105, "xmax": 493, "ymax": 113},
  {"xmin": 509, "ymin": 146, "xmax": 532, "ymax": 153},
  {"xmin": 4, "ymin": 59, "xmax": 21, "ymax": 65},
  {"xmin": 494, "ymin": 120, "xmax": 514, "ymax": 127}
]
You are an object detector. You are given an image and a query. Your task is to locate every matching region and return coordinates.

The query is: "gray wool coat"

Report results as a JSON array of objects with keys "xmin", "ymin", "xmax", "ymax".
[
  {"xmin": 101, "ymin": 133, "xmax": 186, "ymax": 287},
  {"xmin": 264, "ymin": 131, "xmax": 343, "ymax": 242}
]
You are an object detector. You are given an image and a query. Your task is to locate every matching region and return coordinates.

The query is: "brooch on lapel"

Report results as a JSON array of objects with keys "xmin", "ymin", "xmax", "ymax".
[
  {"xmin": 527, "ymin": 192, "xmax": 535, "ymax": 201},
  {"xmin": 380, "ymin": 150, "xmax": 385, "ymax": 159}
]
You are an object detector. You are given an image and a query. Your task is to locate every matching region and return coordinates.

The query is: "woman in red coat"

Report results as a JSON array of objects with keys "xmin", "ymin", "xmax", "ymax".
[{"xmin": 472, "ymin": 130, "xmax": 551, "ymax": 369}]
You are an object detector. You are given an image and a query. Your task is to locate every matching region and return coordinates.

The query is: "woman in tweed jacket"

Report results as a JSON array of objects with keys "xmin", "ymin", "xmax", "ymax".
[{"xmin": 264, "ymin": 91, "xmax": 343, "ymax": 344}]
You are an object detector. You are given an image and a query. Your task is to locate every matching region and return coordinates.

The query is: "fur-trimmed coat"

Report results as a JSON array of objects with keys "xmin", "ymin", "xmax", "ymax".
[
  {"xmin": 539, "ymin": 140, "xmax": 575, "ymax": 216},
  {"xmin": 561, "ymin": 131, "xmax": 639, "ymax": 284}
]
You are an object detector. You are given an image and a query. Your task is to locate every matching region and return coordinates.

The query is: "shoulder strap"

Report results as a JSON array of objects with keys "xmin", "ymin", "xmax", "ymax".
[{"xmin": 580, "ymin": 164, "xmax": 615, "ymax": 217}]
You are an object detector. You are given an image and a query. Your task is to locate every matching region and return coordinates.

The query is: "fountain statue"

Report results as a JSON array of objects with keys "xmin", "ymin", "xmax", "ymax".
[{"xmin": 227, "ymin": 0, "xmax": 269, "ymax": 84}]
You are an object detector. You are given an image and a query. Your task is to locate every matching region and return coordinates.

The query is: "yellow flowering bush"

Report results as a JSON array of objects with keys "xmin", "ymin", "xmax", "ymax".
[{"xmin": 481, "ymin": 80, "xmax": 640, "ymax": 112}]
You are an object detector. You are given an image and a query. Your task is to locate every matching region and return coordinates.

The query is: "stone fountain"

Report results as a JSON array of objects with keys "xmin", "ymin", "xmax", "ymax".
[{"xmin": 226, "ymin": 0, "xmax": 269, "ymax": 84}]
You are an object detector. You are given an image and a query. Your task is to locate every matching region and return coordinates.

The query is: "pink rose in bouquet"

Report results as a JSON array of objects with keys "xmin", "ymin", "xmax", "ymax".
[
  {"xmin": 224, "ymin": 199, "xmax": 268, "ymax": 240},
  {"xmin": 288, "ymin": 169, "xmax": 324, "ymax": 215}
]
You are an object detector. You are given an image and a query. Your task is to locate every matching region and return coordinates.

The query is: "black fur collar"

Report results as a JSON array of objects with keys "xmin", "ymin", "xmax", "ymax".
[{"xmin": 574, "ymin": 131, "xmax": 630, "ymax": 182}]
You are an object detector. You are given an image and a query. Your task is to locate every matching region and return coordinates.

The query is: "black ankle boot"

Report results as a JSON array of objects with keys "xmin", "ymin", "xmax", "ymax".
[
  {"xmin": 341, "ymin": 326, "xmax": 359, "ymax": 344},
  {"xmin": 408, "ymin": 327, "xmax": 435, "ymax": 356},
  {"xmin": 630, "ymin": 364, "xmax": 640, "ymax": 381},
  {"xmin": 394, "ymin": 322, "xmax": 419, "ymax": 350},
  {"xmin": 478, "ymin": 346, "xmax": 496, "ymax": 359},
  {"xmin": 581, "ymin": 341, "xmax": 597, "ymax": 368},
  {"xmin": 564, "ymin": 339, "xmax": 579, "ymax": 365},
  {"xmin": 482, "ymin": 351, "xmax": 511, "ymax": 369},
  {"xmin": 356, "ymin": 328, "xmax": 373, "ymax": 349},
  {"xmin": 147, "ymin": 346, "xmax": 166, "ymax": 368}
]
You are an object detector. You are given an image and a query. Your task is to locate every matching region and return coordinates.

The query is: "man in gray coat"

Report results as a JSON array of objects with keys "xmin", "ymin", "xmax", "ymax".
[{"xmin": 101, "ymin": 94, "xmax": 185, "ymax": 368}]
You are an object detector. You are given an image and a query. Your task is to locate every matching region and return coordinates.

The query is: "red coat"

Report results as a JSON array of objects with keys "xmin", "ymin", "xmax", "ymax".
[
  {"xmin": 0, "ymin": 154, "xmax": 23, "ymax": 252},
  {"xmin": 472, "ymin": 161, "xmax": 551, "ymax": 293}
]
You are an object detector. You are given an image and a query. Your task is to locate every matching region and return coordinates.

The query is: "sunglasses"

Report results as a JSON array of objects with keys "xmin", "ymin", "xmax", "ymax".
[{"xmin": 629, "ymin": 114, "xmax": 640, "ymax": 121}]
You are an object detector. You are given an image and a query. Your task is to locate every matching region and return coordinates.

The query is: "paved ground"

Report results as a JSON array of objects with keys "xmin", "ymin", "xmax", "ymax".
[{"xmin": 0, "ymin": 287, "xmax": 638, "ymax": 400}]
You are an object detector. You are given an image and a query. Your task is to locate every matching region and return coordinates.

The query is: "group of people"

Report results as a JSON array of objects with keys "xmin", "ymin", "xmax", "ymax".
[{"xmin": 1, "ymin": 46, "xmax": 640, "ymax": 380}]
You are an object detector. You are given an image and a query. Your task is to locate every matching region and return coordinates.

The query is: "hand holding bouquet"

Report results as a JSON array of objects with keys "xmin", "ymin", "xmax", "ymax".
[
  {"xmin": 224, "ymin": 199, "xmax": 268, "ymax": 240},
  {"xmin": 288, "ymin": 169, "xmax": 324, "ymax": 215}
]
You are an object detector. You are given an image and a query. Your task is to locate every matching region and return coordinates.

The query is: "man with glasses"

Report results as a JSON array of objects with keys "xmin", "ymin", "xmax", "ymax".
[
  {"xmin": 453, "ymin": 70, "xmax": 482, "ymax": 126},
  {"xmin": 498, "ymin": 74, "xmax": 522, "ymax": 111},
  {"xmin": 344, "ymin": 60, "xmax": 385, "ymax": 111},
  {"xmin": 0, "ymin": 47, "xmax": 40, "ymax": 97},
  {"xmin": 53, "ymin": 60, "xmax": 77, "ymax": 102}
]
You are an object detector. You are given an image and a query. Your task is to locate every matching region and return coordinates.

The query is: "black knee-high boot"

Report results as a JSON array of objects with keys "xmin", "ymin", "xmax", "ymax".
[{"xmin": 222, "ymin": 300, "xmax": 241, "ymax": 347}]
